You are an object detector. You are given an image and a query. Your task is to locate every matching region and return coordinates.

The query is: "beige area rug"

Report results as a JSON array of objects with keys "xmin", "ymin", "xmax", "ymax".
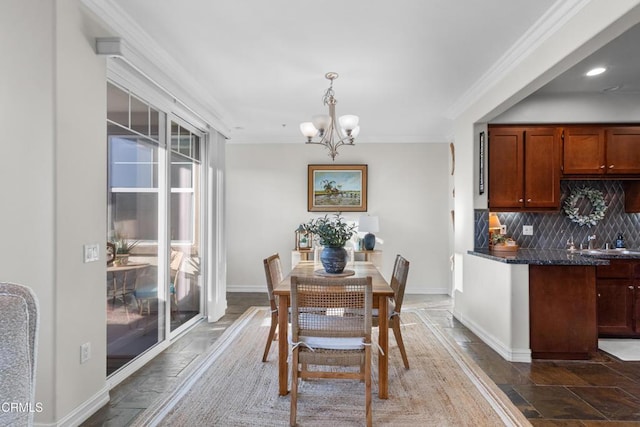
[{"xmin": 132, "ymin": 307, "xmax": 530, "ymax": 426}]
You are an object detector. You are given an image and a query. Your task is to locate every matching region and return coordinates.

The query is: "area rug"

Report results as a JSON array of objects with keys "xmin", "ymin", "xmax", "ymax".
[
  {"xmin": 599, "ymin": 339, "xmax": 640, "ymax": 361},
  {"xmin": 132, "ymin": 307, "xmax": 530, "ymax": 426}
]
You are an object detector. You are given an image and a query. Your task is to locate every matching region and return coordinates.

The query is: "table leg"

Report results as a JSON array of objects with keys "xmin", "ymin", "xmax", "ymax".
[
  {"xmin": 378, "ymin": 295, "xmax": 389, "ymax": 399},
  {"xmin": 278, "ymin": 295, "xmax": 289, "ymax": 396}
]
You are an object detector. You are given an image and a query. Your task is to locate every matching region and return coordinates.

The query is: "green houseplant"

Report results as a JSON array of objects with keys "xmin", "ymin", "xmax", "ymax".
[
  {"xmin": 111, "ymin": 233, "xmax": 139, "ymax": 265},
  {"xmin": 304, "ymin": 214, "xmax": 355, "ymax": 273}
]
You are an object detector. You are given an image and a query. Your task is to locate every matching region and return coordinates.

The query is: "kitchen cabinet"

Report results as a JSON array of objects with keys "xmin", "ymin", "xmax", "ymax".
[
  {"xmin": 488, "ymin": 126, "xmax": 561, "ymax": 210},
  {"xmin": 623, "ymin": 181, "xmax": 640, "ymax": 212},
  {"xmin": 530, "ymin": 265, "xmax": 597, "ymax": 360},
  {"xmin": 596, "ymin": 259, "xmax": 640, "ymax": 337},
  {"xmin": 562, "ymin": 126, "xmax": 640, "ymax": 176},
  {"xmin": 605, "ymin": 127, "xmax": 640, "ymax": 174},
  {"xmin": 562, "ymin": 127, "xmax": 606, "ymax": 174}
]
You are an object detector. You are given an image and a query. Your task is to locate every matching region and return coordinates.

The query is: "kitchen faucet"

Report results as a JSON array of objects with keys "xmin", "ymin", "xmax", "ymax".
[{"xmin": 587, "ymin": 234, "xmax": 597, "ymax": 250}]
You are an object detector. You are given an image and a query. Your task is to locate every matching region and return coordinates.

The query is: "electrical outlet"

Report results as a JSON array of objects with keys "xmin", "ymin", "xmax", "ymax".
[
  {"xmin": 80, "ymin": 342, "xmax": 91, "ymax": 364},
  {"xmin": 500, "ymin": 225, "xmax": 507, "ymax": 235},
  {"xmin": 84, "ymin": 244, "xmax": 99, "ymax": 263},
  {"xmin": 523, "ymin": 225, "xmax": 534, "ymax": 236}
]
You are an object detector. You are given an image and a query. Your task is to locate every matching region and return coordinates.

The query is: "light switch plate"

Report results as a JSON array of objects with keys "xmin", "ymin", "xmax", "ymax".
[
  {"xmin": 523, "ymin": 225, "xmax": 534, "ymax": 236},
  {"xmin": 84, "ymin": 244, "xmax": 99, "ymax": 263},
  {"xmin": 80, "ymin": 342, "xmax": 91, "ymax": 364}
]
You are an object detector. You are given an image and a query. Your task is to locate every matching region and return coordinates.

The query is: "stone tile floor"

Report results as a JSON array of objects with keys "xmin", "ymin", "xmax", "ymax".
[{"xmin": 83, "ymin": 293, "xmax": 640, "ymax": 426}]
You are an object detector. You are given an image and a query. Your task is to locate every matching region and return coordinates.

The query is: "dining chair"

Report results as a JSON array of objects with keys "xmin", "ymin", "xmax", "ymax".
[
  {"xmin": 289, "ymin": 275, "xmax": 373, "ymax": 427},
  {"xmin": 0, "ymin": 282, "xmax": 39, "ymax": 427},
  {"xmin": 262, "ymin": 253, "xmax": 284, "ymax": 362},
  {"xmin": 373, "ymin": 254, "xmax": 410, "ymax": 369},
  {"xmin": 134, "ymin": 249, "xmax": 184, "ymax": 318}
]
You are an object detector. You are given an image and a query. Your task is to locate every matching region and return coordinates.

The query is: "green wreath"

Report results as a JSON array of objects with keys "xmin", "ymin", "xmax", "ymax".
[{"xmin": 563, "ymin": 186, "xmax": 607, "ymax": 227}]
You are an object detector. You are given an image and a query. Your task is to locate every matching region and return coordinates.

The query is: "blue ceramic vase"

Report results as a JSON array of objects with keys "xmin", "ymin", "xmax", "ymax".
[{"xmin": 320, "ymin": 246, "xmax": 347, "ymax": 274}]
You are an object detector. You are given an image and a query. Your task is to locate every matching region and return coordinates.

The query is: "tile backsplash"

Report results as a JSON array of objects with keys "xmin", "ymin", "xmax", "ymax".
[{"xmin": 475, "ymin": 180, "xmax": 640, "ymax": 249}]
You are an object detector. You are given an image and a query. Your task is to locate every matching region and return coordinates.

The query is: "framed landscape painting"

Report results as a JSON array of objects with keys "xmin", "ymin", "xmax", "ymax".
[{"xmin": 307, "ymin": 164, "xmax": 368, "ymax": 212}]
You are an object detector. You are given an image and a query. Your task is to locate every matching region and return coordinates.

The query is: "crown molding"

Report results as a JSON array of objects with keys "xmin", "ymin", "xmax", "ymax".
[
  {"xmin": 445, "ymin": 0, "xmax": 591, "ymax": 120},
  {"xmin": 82, "ymin": 0, "xmax": 232, "ymax": 136}
]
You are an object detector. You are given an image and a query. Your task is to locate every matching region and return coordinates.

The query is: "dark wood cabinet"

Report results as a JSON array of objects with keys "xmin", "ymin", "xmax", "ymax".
[
  {"xmin": 596, "ymin": 259, "xmax": 640, "ymax": 337},
  {"xmin": 488, "ymin": 126, "xmax": 561, "ymax": 210},
  {"xmin": 562, "ymin": 125, "xmax": 640, "ymax": 176},
  {"xmin": 636, "ymin": 283, "xmax": 640, "ymax": 333},
  {"xmin": 562, "ymin": 127, "xmax": 606, "ymax": 174},
  {"xmin": 596, "ymin": 279, "xmax": 635, "ymax": 336},
  {"xmin": 623, "ymin": 181, "xmax": 640, "ymax": 213},
  {"xmin": 530, "ymin": 265, "xmax": 597, "ymax": 359},
  {"xmin": 606, "ymin": 127, "xmax": 640, "ymax": 174}
]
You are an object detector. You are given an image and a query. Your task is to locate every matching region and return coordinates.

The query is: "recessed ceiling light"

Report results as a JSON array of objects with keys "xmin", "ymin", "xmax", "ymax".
[{"xmin": 586, "ymin": 67, "xmax": 606, "ymax": 77}]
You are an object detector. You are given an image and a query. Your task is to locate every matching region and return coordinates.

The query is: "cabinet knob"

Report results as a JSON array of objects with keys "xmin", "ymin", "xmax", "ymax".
[
  {"xmin": 629, "ymin": 286, "xmax": 634, "ymax": 290},
  {"xmin": 597, "ymin": 293, "xmax": 601, "ymax": 297},
  {"xmin": 600, "ymin": 165, "xmax": 605, "ymax": 169},
  {"xmin": 609, "ymin": 165, "xmax": 614, "ymax": 169},
  {"xmin": 518, "ymin": 199, "xmax": 523, "ymax": 203},
  {"xmin": 527, "ymin": 199, "xmax": 532, "ymax": 202}
]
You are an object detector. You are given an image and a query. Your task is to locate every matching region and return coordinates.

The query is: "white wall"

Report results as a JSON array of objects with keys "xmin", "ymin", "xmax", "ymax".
[
  {"xmin": 1, "ymin": 0, "xmax": 109, "ymax": 424},
  {"xmin": 0, "ymin": 1, "xmax": 57, "ymax": 421},
  {"xmin": 493, "ymin": 92, "xmax": 640, "ymax": 124},
  {"xmin": 456, "ymin": 255, "xmax": 530, "ymax": 362},
  {"xmin": 226, "ymin": 143, "xmax": 451, "ymax": 294}
]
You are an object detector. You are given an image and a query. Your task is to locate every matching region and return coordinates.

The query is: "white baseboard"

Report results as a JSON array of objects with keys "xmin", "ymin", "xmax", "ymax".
[
  {"xmin": 35, "ymin": 386, "xmax": 110, "ymax": 427},
  {"xmin": 453, "ymin": 311, "xmax": 532, "ymax": 363}
]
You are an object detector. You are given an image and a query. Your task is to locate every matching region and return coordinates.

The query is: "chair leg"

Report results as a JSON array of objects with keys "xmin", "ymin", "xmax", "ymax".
[
  {"xmin": 262, "ymin": 313, "xmax": 278, "ymax": 362},
  {"xmin": 391, "ymin": 317, "xmax": 410, "ymax": 369},
  {"xmin": 290, "ymin": 351, "xmax": 299, "ymax": 426},
  {"xmin": 365, "ymin": 348, "xmax": 372, "ymax": 427}
]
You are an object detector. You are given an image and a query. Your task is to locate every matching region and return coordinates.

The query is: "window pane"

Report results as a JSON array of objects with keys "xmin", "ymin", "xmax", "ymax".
[
  {"xmin": 171, "ymin": 153, "xmax": 193, "ymax": 189},
  {"xmin": 130, "ymin": 95, "xmax": 149, "ymax": 136},
  {"xmin": 150, "ymin": 107, "xmax": 160, "ymax": 140},
  {"xmin": 110, "ymin": 192, "xmax": 159, "ymax": 241},
  {"xmin": 107, "ymin": 82, "xmax": 129, "ymax": 127},
  {"xmin": 109, "ymin": 135, "xmax": 158, "ymax": 188},
  {"xmin": 170, "ymin": 193, "xmax": 193, "ymax": 242}
]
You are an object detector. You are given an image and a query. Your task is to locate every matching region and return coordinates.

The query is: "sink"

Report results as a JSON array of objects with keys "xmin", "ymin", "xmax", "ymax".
[{"xmin": 576, "ymin": 248, "xmax": 640, "ymax": 256}]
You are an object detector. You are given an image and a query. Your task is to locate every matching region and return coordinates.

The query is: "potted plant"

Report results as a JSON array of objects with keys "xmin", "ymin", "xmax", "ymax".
[
  {"xmin": 112, "ymin": 233, "xmax": 139, "ymax": 265},
  {"xmin": 304, "ymin": 214, "xmax": 356, "ymax": 274},
  {"xmin": 490, "ymin": 233, "xmax": 518, "ymax": 252}
]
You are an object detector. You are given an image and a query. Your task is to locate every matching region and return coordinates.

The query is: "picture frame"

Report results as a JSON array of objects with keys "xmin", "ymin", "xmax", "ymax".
[
  {"xmin": 479, "ymin": 131, "xmax": 485, "ymax": 195},
  {"xmin": 307, "ymin": 164, "xmax": 368, "ymax": 212}
]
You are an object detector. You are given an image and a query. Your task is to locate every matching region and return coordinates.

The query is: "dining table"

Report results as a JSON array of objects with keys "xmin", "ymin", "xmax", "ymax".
[
  {"xmin": 107, "ymin": 262, "xmax": 149, "ymax": 317},
  {"xmin": 273, "ymin": 260, "xmax": 395, "ymax": 399}
]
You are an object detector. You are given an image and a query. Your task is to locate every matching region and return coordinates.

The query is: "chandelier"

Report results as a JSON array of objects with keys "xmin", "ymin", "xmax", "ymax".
[{"xmin": 300, "ymin": 72, "xmax": 360, "ymax": 160}]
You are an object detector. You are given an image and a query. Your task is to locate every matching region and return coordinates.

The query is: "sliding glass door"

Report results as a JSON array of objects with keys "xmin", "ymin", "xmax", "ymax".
[
  {"xmin": 168, "ymin": 118, "xmax": 203, "ymax": 333},
  {"xmin": 106, "ymin": 82, "xmax": 205, "ymax": 375}
]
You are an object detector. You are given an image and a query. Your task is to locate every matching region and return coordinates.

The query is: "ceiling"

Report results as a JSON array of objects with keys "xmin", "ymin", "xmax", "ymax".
[
  {"xmin": 536, "ymin": 21, "xmax": 640, "ymax": 95},
  {"xmin": 102, "ymin": 0, "xmax": 639, "ymax": 144}
]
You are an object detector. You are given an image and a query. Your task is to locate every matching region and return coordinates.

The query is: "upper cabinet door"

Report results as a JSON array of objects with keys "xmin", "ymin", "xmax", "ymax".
[
  {"xmin": 488, "ymin": 128, "xmax": 524, "ymax": 209},
  {"xmin": 605, "ymin": 127, "xmax": 640, "ymax": 174},
  {"xmin": 562, "ymin": 127, "xmax": 606, "ymax": 174},
  {"xmin": 524, "ymin": 127, "xmax": 561, "ymax": 208}
]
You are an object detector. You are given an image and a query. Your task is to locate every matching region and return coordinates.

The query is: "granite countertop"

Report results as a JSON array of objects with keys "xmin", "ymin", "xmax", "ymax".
[{"xmin": 468, "ymin": 248, "xmax": 612, "ymax": 265}]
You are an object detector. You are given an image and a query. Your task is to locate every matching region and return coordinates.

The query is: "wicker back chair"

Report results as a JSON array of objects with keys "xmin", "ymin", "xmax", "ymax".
[
  {"xmin": 290, "ymin": 275, "xmax": 373, "ymax": 427},
  {"xmin": 373, "ymin": 254, "xmax": 410, "ymax": 368},
  {"xmin": 262, "ymin": 253, "xmax": 284, "ymax": 362}
]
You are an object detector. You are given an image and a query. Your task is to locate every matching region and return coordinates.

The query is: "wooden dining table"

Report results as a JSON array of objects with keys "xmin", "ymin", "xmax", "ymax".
[{"xmin": 273, "ymin": 260, "xmax": 395, "ymax": 399}]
